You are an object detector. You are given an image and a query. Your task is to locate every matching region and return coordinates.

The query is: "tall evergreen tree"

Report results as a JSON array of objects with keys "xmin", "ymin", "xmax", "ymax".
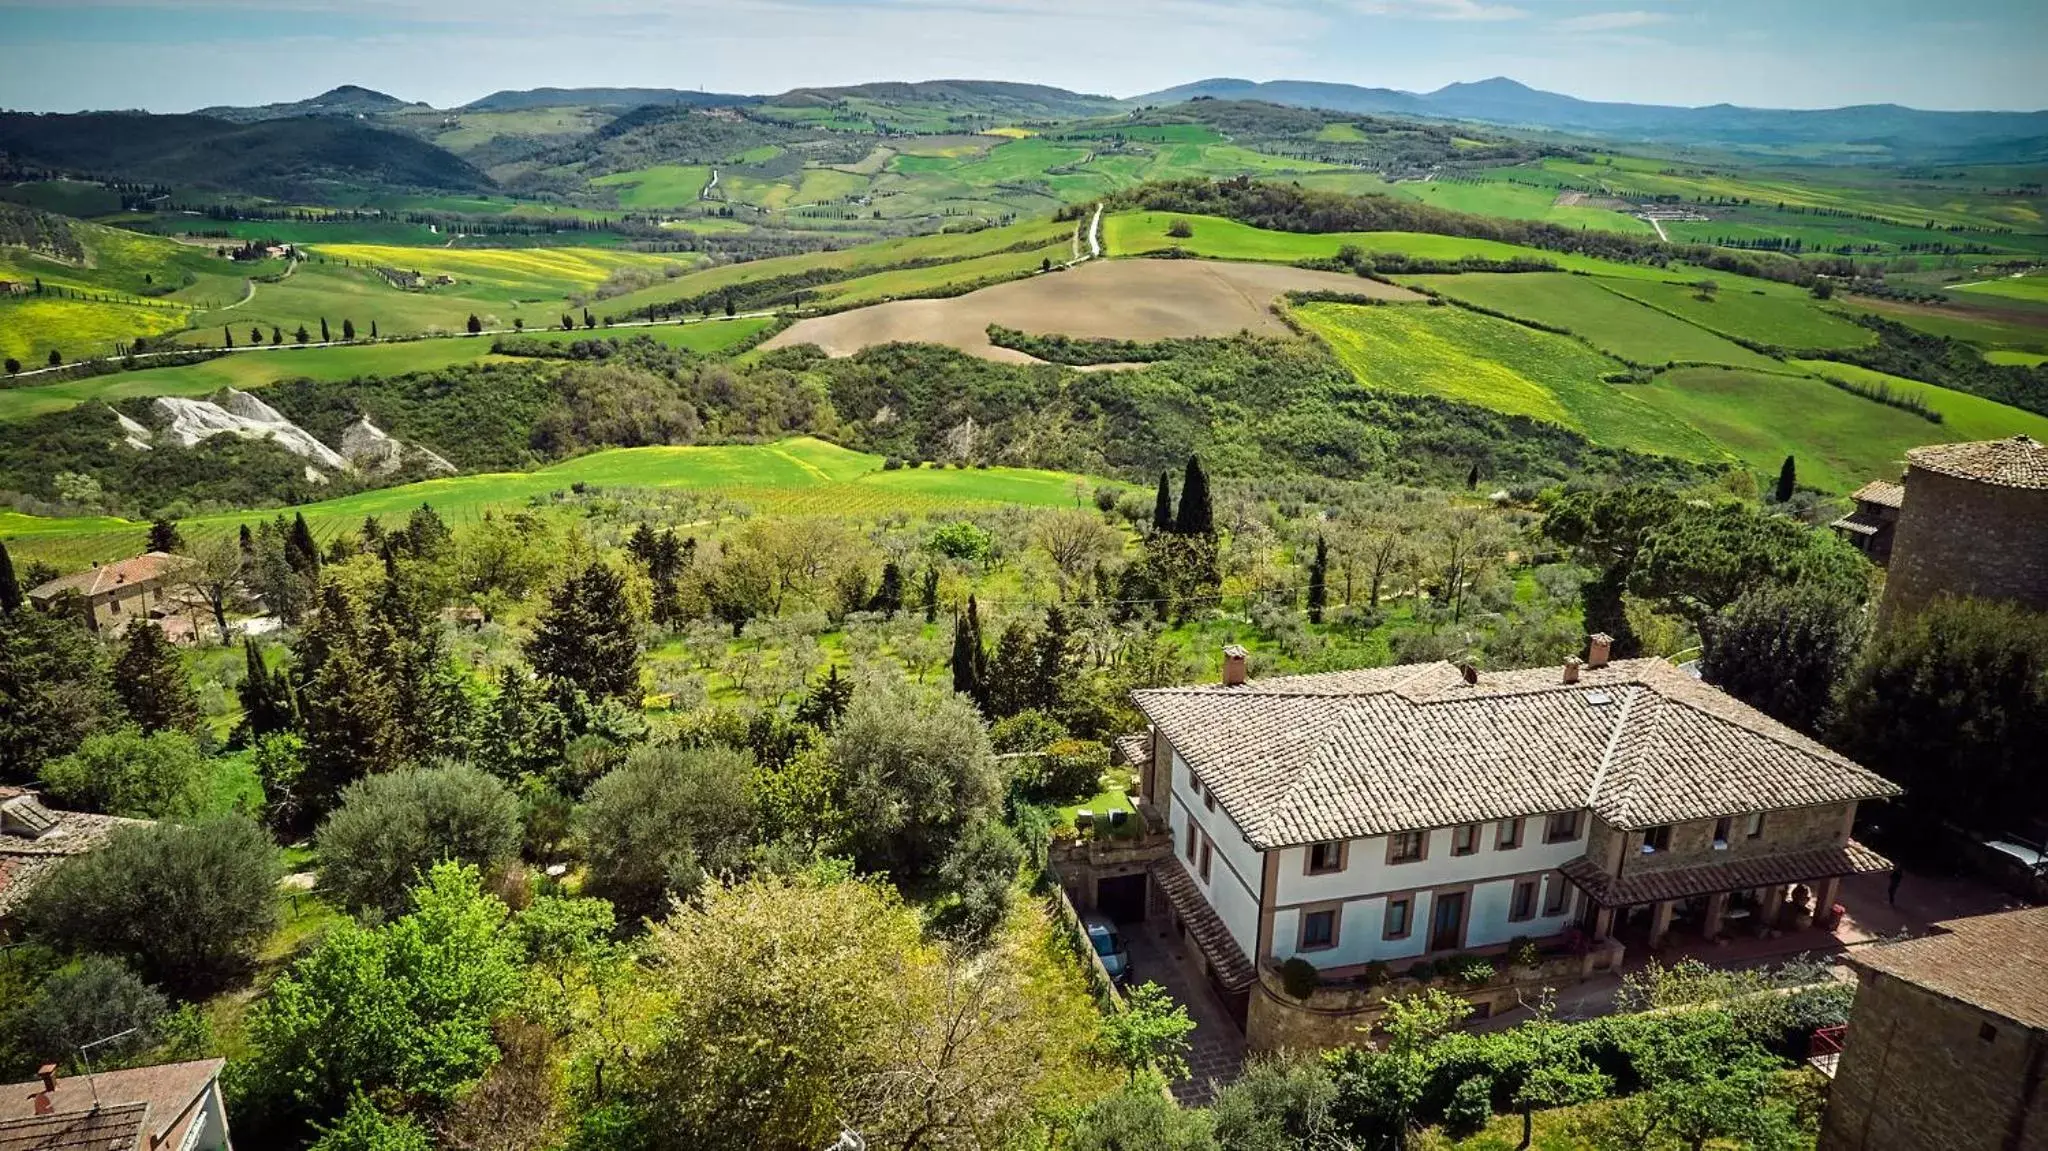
[
  {"xmin": 794, "ymin": 665, "xmax": 854, "ymax": 731},
  {"xmin": 319, "ymin": 317, "xmax": 330, "ymax": 343},
  {"xmin": 113, "ymin": 621, "xmax": 201, "ymax": 735},
  {"xmin": 525, "ymin": 562, "xmax": 641, "ymax": 701},
  {"xmin": 342, "ymin": 319, "xmax": 356, "ymax": 341},
  {"xmin": 270, "ymin": 326, "xmax": 282, "ymax": 345},
  {"xmin": 1307, "ymin": 534, "xmax": 1329, "ymax": 624},
  {"xmin": 985, "ymin": 621, "xmax": 1040, "ymax": 719},
  {"xmin": 223, "ymin": 326, "xmax": 233, "ymax": 349},
  {"xmin": 1775, "ymin": 456, "xmax": 1798, "ymax": 503},
  {"xmin": 236, "ymin": 637, "xmax": 297, "ymax": 740},
  {"xmin": 1032, "ymin": 606, "xmax": 1075, "ymax": 715},
  {"xmin": 1174, "ymin": 456, "xmax": 1213, "ymax": 537},
  {"xmin": 869, "ymin": 562, "xmax": 904, "ymax": 619},
  {"xmin": 370, "ymin": 320, "xmax": 378, "ymax": 339},
  {"xmin": 920, "ymin": 566, "xmax": 941, "ymax": 623},
  {"xmin": 950, "ymin": 597, "xmax": 988, "ymax": 706},
  {"xmin": 284, "ymin": 513, "xmax": 320, "ymax": 578},
  {"xmin": 0, "ymin": 541, "xmax": 21, "ymax": 614},
  {"xmin": 238, "ymin": 523, "xmax": 254, "ymax": 553},
  {"xmin": 146, "ymin": 517, "xmax": 183, "ymax": 553},
  {"xmin": 1152, "ymin": 472, "xmax": 1175, "ymax": 533}
]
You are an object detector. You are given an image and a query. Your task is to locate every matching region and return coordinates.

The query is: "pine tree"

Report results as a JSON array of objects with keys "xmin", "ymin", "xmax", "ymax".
[
  {"xmin": 1776, "ymin": 456, "xmax": 1797, "ymax": 503},
  {"xmin": 238, "ymin": 523, "xmax": 254, "ymax": 553},
  {"xmin": 342, "ymin": 318, "xmax": 355, "ymax": 341},
  {"xmin": 869, "ymin": 562, "xmax": 904, "ymax": 619},
  {"xmin": 0, "ymin": 541, "xmax": 22, "ymax": 614},
  {"xmin": 294, "ymin": 325, "xmax": 310, "ymax": 344},
  {"xmin": 270, "ymin": 327, "xmax": 282, "ymax": 345},
  {"xmin": 146, "ymin": 517, "xmax": 183, "ymax": 553},
  {"xmin": 236, "ymin": 636, "xmax": 296, "ymax": 739},
  {"xmin": 249, "ymin": 326, "xmax": 262, "ymax": 345},
  {"xmin": 525, "ymin": 562, "xmax": 641, "ymax": 701},
  {"xmin": 1308, "ymin": 534, "xmax": 1329, "ymax": 624},
  {"xmin": 113, "ymin": 620, "xmax": 201, "ymax": 734},
  {"xmin": 466, "ymin": 314, "xmax": 482, "ymax": 335},
  {"xmin": 626, "ymin": 522, "xmax": 660, "ymax": 567},
  {"xmin": 1174, "ymin": 455, "xmax": 1213, "ymax": 536},
  {"xmin": 299, "ymin": 644, "xmax": 397, "ymax": 818},
  {"xmin": 1152, "ymin": 471, "xmax": 1175, "ymax": 533}
]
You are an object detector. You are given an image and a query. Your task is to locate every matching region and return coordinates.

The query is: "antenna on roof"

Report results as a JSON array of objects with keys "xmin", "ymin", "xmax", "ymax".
[{"xmin": 74, "ymin": 1027, "xmax": 140, "ymax": 1112}]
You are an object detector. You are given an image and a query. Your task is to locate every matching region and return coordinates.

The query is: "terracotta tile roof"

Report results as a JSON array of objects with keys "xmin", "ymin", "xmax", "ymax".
[
  {"xmin": 0, "ymin": 1102, "xmax": 149, "ymax": 1151},
  {"xmin": 1113, "ymin": 732, "xmax": 1150, "ymax": 768},
  {"xmin": 1151, "ymin": 857, "xmax": 1255, "ymax": 991},
  {"xmin": 1850, "ymin": 907, "xmax": 2048, "ymax": 1030},
  {"xmin": 1560, "ymin": 839, "xmax": 1892, "ymax": 907},
  {"xmin": 25, "ymin": 553, "xmax": 181, "ymax": 603},
  {"xmin": 1848, "ymin": 479, "xmax": 1905, "ymax": 509},
  {"xmin": 1907, "ymin": 434, "xmax": 2048, "ymax": 490},
  {"xmin": 1827, "ymin": 514, "xmax": 1881, "ymax": 537},
  {"xmin": 0, "ymin": 1060, "xmax": 221, "ymax": 1147},
  {"xmin": 1133, "ymin": 658, "xmax": 1899, "ymax": 848},
  {"xmin": 0, "ymin": 795, "xmax": 146, "ymax": 919}
]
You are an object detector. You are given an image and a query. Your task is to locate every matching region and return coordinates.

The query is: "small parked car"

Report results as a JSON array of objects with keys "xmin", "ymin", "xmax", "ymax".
[{"xmin": 1082, "ymin": 914, "xmax": 1131, "ymax": 985}]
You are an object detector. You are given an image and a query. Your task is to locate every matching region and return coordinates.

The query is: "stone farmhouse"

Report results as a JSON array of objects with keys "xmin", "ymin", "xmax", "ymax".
[
  {"xmin": 1075, "ymin": 639, "xmax": 1900, "ymax": 1050},
  {"xmin": 1819, "ymin": 906, "xmax": 2048, "ymax": 1151},
  {"xmin": 24, "ymin": 550, "xmax": 183, "ymax": 634}
]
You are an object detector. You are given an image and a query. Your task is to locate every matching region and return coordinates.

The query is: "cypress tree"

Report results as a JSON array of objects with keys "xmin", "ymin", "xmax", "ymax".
[
  {"xmin": 1033, "ymin": 605, "xmax": 1075, "ymax": 714},
  {"xmin": 869, "ymin": 562, "xmax": 904, "ymax": 619},
  {"xmin": 1776, "ymin": 456, "xmax": 1797, "ymax": 503},
  {"xmin": 319, "ymin": 317, "xmax": 330, "ymax": 342},
  {"xmin": 146, "ymin": 517, "xmax": 183, "ymax": 553},
  {"xmin": 795, "ymin": 665, "xmax": 853, "ymax": 731},
  {"xmin": 1152, "ymin": 471, "xmax": 1175, "ymax": 533},
  {"xmin": 1175, "ymin": 455, "xmax": 1214, "ymax": 537},
  {"xmin": 113, "ymin": 620, "xmax": 201, "ymax": 734},
  {"xmin": 237, "ymin": 636, "xmax": 297, "ymax": 739},
  {"xmin": 921, "ymin": 566, "xmax": 940, "ymax": 623},
  {"xmin": 223, "ymin": 326, "xmax": 233, "ymax": 348},
  {"xmin": 1308, "ymin": 534, "xmax": 1329, "ymax": 624},
  {"xmin": 950, "ymin": 596, "xmax": 989, "ymax": 706},
  {"xmin": 285, "ymin": 513, "xmax": 320, "ymax": 578},
  {"xmin": 370, "ymin": 320, "xmax": 378, "ymax": 339},
  {"xmin": 1467, "ymin": 463, "xmax": 1480, "ymax": 491},
  {"xmin": 0, "ymin": 540, "xmax": 21, "ymax": 614},
  {"xmin": 249, "ymin": 326, "xmax": 262, "ymax": 346}
]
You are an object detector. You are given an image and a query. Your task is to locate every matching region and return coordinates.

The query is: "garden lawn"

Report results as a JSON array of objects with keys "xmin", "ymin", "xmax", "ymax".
[
  {"xmin": 1632, "ymin": 367, "xmax": 1955, "ymax": 493},
  {"xmin": 1403, "ymin": 273, "xmax": 1788, "ymax": 370},
  {"xmin": 1293, "ymin": 300, "xmax": 1727, "ymax": 463}
]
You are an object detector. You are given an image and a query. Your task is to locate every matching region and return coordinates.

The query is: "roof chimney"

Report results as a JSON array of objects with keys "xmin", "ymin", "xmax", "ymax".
[
  {"xmin": 38, "ymin": 1064, "xmax": 56, "ymax": 1094},
  {"xmin": 1222, "ymin": 645, "xmax": 1248, "ymax": 687},
  {"xmin": 32, "ymin": 1092, "xmax": 51, "ymax": 1116},
  {"xmin": 1457, "ymin": 662, "xmax": 1479, "ymax": 686},
  {"xmin": 1587, "ymin": 633, "xmax": 1612, "ymax": 670},
  {"xmin": 1563, "ymin": 656, "xmax": 1581, "ymax": 684}
]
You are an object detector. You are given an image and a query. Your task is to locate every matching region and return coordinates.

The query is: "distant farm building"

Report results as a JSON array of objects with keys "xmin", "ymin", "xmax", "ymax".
[
  {"xmin": 25, "ymin": 550, "xmax": 182, "ymax": 634},
  {"xmin": 1830, "ymin": 479, "xmax": 1904, "ymax": 564}
]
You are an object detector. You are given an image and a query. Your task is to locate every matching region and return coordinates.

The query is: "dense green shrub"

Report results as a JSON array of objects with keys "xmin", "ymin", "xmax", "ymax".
[
  {"xmin": 580, "ymin": 744, "xmax": 758, "ymax": 924},
  {"xmin": 317, "ymin": 763, "xmax": 524, "ymax": 919},
  {"xmin": 36, "ymin": 726, "xmax": 212, "ymax": 818},
  {"xmin": 1279, "ymin": 957, "xmax": 1320, "ymax": 999}
]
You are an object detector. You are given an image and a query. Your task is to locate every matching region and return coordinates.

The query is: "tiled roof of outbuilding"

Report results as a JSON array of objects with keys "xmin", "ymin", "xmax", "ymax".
[
  {"xmin": 1132, "ymin": 658, "xmax": 1899, "ymax": 849},
  {"xmin": 1907, "ymin": 434, "xmax": 2048, "ymax": 490},
  {"xmin": 1848, "ymin": 479, "xmax": 1905, "ymax": 509},
  {"xmin": 1561, "ymin": 839, "xmax": 1891, "ymax": 907},
  {"xmin": 1851, "ymin": 907, "xmax": 2048, "ymax": 1030}
]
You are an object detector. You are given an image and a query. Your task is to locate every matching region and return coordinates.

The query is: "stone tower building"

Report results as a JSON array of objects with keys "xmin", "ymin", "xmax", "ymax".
[{"xmin": 1878, "ymin": 435, "xmax": 2048, "ymax": 624}]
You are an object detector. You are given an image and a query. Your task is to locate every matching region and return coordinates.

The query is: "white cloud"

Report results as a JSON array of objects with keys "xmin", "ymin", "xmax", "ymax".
[
  {"xmin": 1555, "ymin": 10, "xmax": 1669, "ymax": 32},
  {"xmin": 1351, "ymin": 0, "xmax": 1528, "ymax": 22}
]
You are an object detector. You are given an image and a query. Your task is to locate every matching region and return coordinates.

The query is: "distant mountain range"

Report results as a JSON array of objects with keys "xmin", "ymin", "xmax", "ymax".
[
  {"xmin": 463, "ymin": 87, "xmax": 758, "ymax": 112},
  {"xmin": 1134, "ymin": 77, "xmax": 2048, "ymax": 163}
]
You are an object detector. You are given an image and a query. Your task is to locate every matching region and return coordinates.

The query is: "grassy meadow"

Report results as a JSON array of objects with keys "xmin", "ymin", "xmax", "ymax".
[
  {"xmin": 1, "ymin": 436, "xmax": 1099, "ymax": 570},
  {"xmin": 1596, "ymin": 278, "xmax": 1875, "ymax": 350},
  {"xmin": 1101, "ymin": 211, "xmax": 1676, "ymax": 278},
  {"xmin": 0, "ymin": 317, "xmax": 775, "ymax": 422},
  {"xmin": 1400, "ymin": 273, "xmax": 1787, "ymax": 370},
  {"xmin": 1293, "ymin": 300, "xmax": 1726, "ymax": 463}
]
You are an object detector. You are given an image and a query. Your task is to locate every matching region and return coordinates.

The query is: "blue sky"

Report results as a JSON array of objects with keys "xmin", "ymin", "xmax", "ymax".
[{"xmin": 1, "ymin": 0, "xmax": 2043, "ymax": 113}]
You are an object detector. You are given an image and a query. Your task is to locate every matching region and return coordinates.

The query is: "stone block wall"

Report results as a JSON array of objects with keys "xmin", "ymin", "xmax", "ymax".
[
  {"xmin": 1820, "ymin": 969, "xmax": 2048, "ymax": 1151},
  {"xmin": 1624, "ymin": 802, "xmax": 1852, "ymax": 876},
  {"xmin": 1881, "ymin": 465, "xmax": 2048, "ymax": 624}
]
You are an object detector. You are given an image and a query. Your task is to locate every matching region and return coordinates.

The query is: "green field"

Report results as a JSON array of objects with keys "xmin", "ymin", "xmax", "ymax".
[
  {"xmin": 1, "ymin": 436, "xmax": 1096, "ymax": 570},
  {"xmin": 305, "ymin": 243, "xmax": 692, "ymax": 295},
  {"xmin": 0, "ymin": 317, "xmax": 774, "ymax": 421},
  {"xmin": 1846, "ymin": 295, "xmax": 2048, "ymax": 353},
  {"xmin": 1986, "ymin": 350, "xmax": 2048, "ymax": 366},
  {"xmin": 1951, "ymin": 271, "xmax": 2048, "ymax": 304},
  {"xmin": 1597, "ymin": 278, "xmax": 1875, "ymax": 350},
  {"xmin": 1400, "ymin": 273, "xmax": 1787, "ymax": 370},
  {"xmin": 1293, "ymin": 301, "xmax": 1725, "ymax": 463},
  {"xmin": 1102, "ymin": 212, "xmax": 1676, "ymax": 278},
  {"xmin": 592, "ymin": 165, "xmax": 714, "ymax": 208},
  {"xmin": 1786, "ymin": 359, "xmax": 2048, "ymax": 445},
  {"xmin": 0, "ymin": 295, "xmax": 194, "ymax": 366},
  {"xmin": 1631, "ymin": 368, "xmax": 1969, "ymax": 492}
]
